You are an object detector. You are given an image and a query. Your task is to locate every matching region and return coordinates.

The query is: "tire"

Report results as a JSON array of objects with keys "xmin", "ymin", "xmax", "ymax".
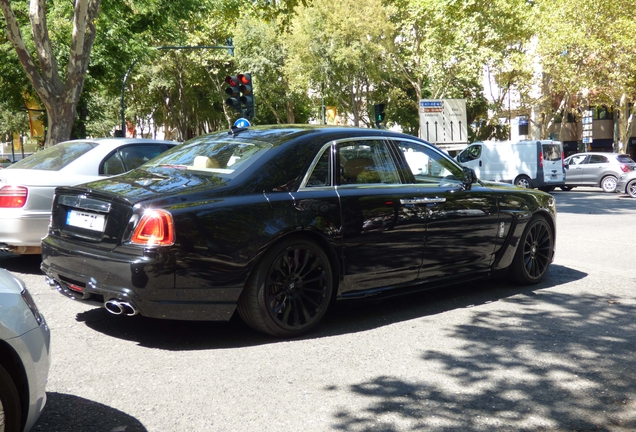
[
  {"xmin": 600, "ymin": 175, "xmax": 618, "ymax": 193},
  {"xmin": 237, "ymin": 237, "xmax": 333, "ymax": 337},
  {"xmin": 627, "ymin": 180, "xmax": 636, "ymax": 198},
  {"xmin": 509, "ymin": 216, "xmax": 554, "ymax": 285},
  {"xmin": 0, "ymin": 364, "xmax": 21, "ymax": 432},
  {"xmin": 514, "ymin": 176, "xmax": 531, "ymax": 188},
  {"xmin": 560, "ymin": 186, "xmax": 573, "ymax": 191}
]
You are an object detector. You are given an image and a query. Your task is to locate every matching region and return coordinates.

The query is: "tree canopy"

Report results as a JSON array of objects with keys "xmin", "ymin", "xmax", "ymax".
[{"xmin": 1, "ymin": 0, "xmax": 635, "ymax": 147}]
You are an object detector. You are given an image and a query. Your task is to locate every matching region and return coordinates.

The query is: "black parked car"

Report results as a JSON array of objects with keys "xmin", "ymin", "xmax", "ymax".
[{"xmin": 41, "ymin": 125, "xmax": 557, "ymax": 337}]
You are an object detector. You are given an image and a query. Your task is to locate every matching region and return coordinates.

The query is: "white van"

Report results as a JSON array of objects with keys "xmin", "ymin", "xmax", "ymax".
[{"xmin": 456, "ymin": 139, "xmax": 565, "ymax": 190}]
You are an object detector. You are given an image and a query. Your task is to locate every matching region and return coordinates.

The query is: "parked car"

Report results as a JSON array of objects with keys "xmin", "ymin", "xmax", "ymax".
[
  {"xmin": 0, "ymin": 268, "xmax": 50, "ymax": 432},
  {"xmin": 615, "ymin": 170, "xmax": 636, "ymax": 198},
  {"xmin": 41, "ymin": 125, "xmax": 557, "ymax": 337},
  {"xmin": 456, "ymin": 139, "xmax": 565, "ymax": 191},
  {"xmin": 0, "ymin": 138, "xmax": 178, "ymax": 254},
  {"xmin": 561, "ymin": 152, "xmax": 636, "ymax": 192}
]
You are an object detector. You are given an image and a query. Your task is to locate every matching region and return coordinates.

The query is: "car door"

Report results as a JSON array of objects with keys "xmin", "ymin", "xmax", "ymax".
[
  {"xmin": 334, "ymin": 138, "xmax": 428, "ymax": 294},
  {"xmin": 392, "ymin": 139, "xmax": 500, "ymax": 279},
  {"xmin": 580, "ymin": 154, "xmax": 609, "ymax": 185},
  {"xmin": 564, "ymin": 154, "xmax": 587, "ymax": 185}
]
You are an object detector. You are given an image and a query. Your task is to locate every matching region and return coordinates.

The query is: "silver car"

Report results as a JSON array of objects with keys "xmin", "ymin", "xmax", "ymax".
[
  {"xmin": 562, "ymin": 152, "xmax": 636, "ymax": 193},
  {"xmin": 0, "ymin": 268, "xmax": 50, "ymax": 432},
  {"xmin": 0, "ymin": 138, "xmax": 178, "ymax": 254},
  {"xmin": 615, "ymin": 170, "xmax": 636, "ymax": 198}
]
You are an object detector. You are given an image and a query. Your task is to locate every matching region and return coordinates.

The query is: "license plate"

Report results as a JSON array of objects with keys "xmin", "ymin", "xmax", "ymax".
[
  {"xmin": 66, "ymin": 210, "xmax": 106, "ymax": 232},
  {"xmin": 550, "ymin": 175, "xmax": 557, "ymax": 179}
]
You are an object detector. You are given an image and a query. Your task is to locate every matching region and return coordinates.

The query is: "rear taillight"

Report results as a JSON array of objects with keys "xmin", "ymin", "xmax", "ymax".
[
  {"xmin": 131, "ymin": 209, "xmax": 175, "ymax": 246},
  {"xmin": 562, "ymin": 151, "xmax": 565, "ymax": 168},
  {"xmin": 0, "ymin": 185, "xmax": 28, "ymax": 208},
  {"xmin": 539, "ymin": 152, "xmax": 544, "ymax": 167},
  {"xmin": 620, "ymin": 164, "xmax": 630, "ymax": 173}
]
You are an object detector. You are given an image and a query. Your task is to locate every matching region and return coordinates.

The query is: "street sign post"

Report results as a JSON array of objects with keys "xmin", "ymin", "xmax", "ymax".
[
  {"xmin": 582, "ymin": 110, "xmax": 593, "ymax": 147},
  {"xmin": 419, "ymin": 99, "xmax": 468, "ymax": 152}
]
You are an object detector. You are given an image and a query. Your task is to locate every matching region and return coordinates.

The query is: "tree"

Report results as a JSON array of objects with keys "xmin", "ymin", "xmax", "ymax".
[
  {"xmin": 0, "ymin": 0, "xmax": 101, "ymax": 147},
  {"xmin": 284, "ymin": 0, "xmax": 393, "ymax": 126},
  {"xmin": 388, "ymin": 0, "xmax": 535, "ymax": 139},
  {"xmin": 534, "ymin": 0, "xmax": 636, "ymax": 150}
]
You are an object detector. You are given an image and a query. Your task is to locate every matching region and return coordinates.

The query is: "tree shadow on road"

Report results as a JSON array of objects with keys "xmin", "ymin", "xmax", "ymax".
[
  {"xmin": 74, "ymin": 264, "xmax": 588, "ymax": 352},
  {"xmin": 327, "ymin": 273, "xmax": 636, "ymax": 431},
  {"xmin": 551, "ymin": 189, "xmax": 636, "ymax": 215},
  {"xmin": 34, "ymin": 392, "xmax": 147, "ymax": 432}
]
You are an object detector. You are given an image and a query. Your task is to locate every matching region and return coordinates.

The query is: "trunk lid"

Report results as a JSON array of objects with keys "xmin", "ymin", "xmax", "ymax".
[{"xmin": 49, "ymin": 167, "xmax": 228, "ymax": 251}]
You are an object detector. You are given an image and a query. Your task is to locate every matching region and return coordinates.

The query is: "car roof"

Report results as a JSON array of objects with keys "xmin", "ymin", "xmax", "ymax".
[
  {"xmin": 568, "ymin": 152, "xmax": 628, "ymax": 157},
  {"xmin": 190, "ymin": 125, "xmax": 435, "ymax": 155},
  {"xmin": 57, "ymin": 137, "xmax": 179, "ymax": 150}
]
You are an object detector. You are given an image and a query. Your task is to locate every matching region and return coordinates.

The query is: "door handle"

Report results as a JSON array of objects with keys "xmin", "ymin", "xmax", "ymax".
[{"xmin": 400, "ymin": 197, "xmax": 447, "ymax": 205}]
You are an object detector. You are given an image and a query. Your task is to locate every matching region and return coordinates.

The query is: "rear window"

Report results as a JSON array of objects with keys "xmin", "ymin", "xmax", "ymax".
[
  {"xmin": 542, "ymin": 144, "xmax": 562, "ymax": 161},
  {"xmin": 617, "ymin": 155, "xmax": 635, "ymax": 164},
  {"xmin": 8, "ymin": 141, "xmax": 97, "ymax": 171},
  {"xmin": 146, "ymin": 135, "xmax": 272, "ymax": 177}
]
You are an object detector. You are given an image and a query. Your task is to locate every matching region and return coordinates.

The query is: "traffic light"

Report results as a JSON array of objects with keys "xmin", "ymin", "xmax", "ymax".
[
  {"xmin": 238, "ymin": 73, "xmax": 255, "ymax": 120},
  {"xmin": 224, "ymin": 75, "xmax": 241, "ymax": 112},
  {"xmin": 373, "ymin": 103, "xmax": 386, "ymax": 128}
]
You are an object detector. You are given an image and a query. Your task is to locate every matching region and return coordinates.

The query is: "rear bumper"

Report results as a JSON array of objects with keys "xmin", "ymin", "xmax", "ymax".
[
  {"xmin": 0, "ymin": 210, "xmax": 49, "ymax": 248},
  {"xmin": 40, "ymin": 236, "xmax": 240, "ymax": 321}
]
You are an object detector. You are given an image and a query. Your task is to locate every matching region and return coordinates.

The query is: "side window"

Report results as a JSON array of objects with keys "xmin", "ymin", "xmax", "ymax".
[
  {"xmin": 457, "ymin": 144, "xmax": 481, "ymax": 163},
  {"xmin": 100, "ymin": 152, "xmax": 126, "ymax": 175},
  {"xmin": 588, "ymin": 155, "xmax": 608, "ymax": 164},
  {"xmin": 119, "ymin": 145, "xmax": 166, "ymax": 171},
  {"xmin": 569, "ymin": 155, "xmax": 586, "ymax": 165},
  {"xmin": 394, "ymin": 140, "xmax": 463, "ymax": 185},
  {"xmin": 338, "ymin": 140, "xmax": 400, "ymax": 185},
  {"xmin": 305, "ymin": 146, "xmax": 332, "ymax": 188}
]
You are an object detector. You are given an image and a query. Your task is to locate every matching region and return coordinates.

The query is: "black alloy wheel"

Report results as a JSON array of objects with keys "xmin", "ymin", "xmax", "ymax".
[
  {"xmin": 509, "ymin": 216, "xmax": 554, "ymax": 285},
  {"xmin": 627, "ymin": 180, "xmax": 636, "ymax": 198},
  {"xmin": 0, "ymin": 364, "xmax": 21, "ymax": 432},
  {"xmin": 238, "ymin": 238, "xmax": 333, "ymax": 337}
]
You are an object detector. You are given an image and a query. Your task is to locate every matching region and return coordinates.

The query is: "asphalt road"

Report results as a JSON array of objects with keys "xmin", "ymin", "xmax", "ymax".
[{"xmin": 2, "ymin": 187, "xmax": 635, "ymax": 432}]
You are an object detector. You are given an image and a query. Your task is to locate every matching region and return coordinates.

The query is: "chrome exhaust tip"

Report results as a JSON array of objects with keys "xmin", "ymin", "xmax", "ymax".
[
  {"xmin": 104, "ymin": 300, "xmax": 124, "ymax": 315},
  {"xmin": 44, "ymin": 276, "xmax": 57, "ymax": 287},
  {"xmin": 104, "ymin": 299, "xmax": 138, "ymax": 316},
  {"xmin": 119, "ymin": 302, "xmax": 138, "ymax": 316}
]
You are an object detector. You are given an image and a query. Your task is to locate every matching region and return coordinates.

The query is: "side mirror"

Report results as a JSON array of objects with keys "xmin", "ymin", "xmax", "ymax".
[{"xmin": 462, "ymin": 167, "xmax": 477, "ymax": 190}]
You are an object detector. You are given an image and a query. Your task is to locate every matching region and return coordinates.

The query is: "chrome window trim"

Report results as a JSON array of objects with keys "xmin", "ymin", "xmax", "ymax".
[{"xmin": 298, "ymin": 136, "xmax": 460, "ymax": 192}]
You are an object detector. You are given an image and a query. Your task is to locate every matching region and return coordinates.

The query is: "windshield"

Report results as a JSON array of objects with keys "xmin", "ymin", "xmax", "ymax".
[
  {"xmin": 8, "ymin": 141, "xmax": 98, "ymax": 171},
  {"xmin": 147, "ymin": 135, "xmax": 272, "ymax": 176}
]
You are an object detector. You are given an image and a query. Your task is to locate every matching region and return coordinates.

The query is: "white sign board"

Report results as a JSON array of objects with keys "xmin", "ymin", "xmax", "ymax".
[
  {"xmin": 419, "ymin": 99, "xmax": 468, "ymax": 149},
  {"xmin": 582, "ymin": 110, "xmax": 593, "ymax": 144}
]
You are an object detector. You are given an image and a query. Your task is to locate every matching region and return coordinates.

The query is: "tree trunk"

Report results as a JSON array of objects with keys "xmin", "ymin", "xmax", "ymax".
[
  {"xmin": 0, "ymin": 0, "xmax": 102, "ymax": 147},
  {"xmin": 45, "ymin": 100, "xmax": 76, "ymax": 144}
]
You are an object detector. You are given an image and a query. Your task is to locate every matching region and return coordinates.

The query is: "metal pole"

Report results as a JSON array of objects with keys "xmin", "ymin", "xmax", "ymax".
[{"xmin": 120, "ymin": 58, "xmax": 140, "ymax": 136}]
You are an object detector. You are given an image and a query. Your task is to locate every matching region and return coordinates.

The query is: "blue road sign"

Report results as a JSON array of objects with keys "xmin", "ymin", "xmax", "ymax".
[{"xmin": 233, "ymin": 118, "xmax": 251, "ymax": 128}]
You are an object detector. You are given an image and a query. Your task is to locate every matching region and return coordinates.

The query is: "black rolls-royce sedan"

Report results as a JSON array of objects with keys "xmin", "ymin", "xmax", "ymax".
[{"xmin": 41, "ymin": 125, "xmax": 556, "ymax": 337}]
